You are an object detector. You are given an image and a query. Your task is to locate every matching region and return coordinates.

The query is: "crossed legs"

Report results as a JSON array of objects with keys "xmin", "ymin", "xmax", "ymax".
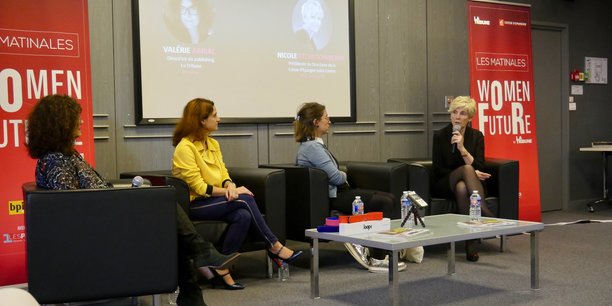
[{"xmin": 448, "ymin": 164, "xmax": 493, "ymax": 217}]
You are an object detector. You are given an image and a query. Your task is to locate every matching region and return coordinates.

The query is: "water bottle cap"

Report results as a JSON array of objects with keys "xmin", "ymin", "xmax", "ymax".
[{"xmin": 355, "ymin": 196, "xmax": 361, "ymax": 199}]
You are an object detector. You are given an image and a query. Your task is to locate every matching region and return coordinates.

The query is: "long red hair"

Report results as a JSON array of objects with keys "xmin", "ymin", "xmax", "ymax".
[{"xmin": 172, "ymin": 98, "xmax": 215, "ymax": 146}]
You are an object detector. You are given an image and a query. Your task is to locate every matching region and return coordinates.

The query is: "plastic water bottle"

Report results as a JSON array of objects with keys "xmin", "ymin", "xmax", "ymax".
[
  {"xmin": 352, "ymin": 196, "xmax": 364, "ymax": 215},
  {"xmin": 400, "ymin": 191, "xmax": 414, "ymax": 228},
  {"xmin": 469, "ymin": 190, "xmax": 481, "ymax": 222},
  {"xmin": 277, "ymin": 262, "xmax": 290, "ymax": 281}
]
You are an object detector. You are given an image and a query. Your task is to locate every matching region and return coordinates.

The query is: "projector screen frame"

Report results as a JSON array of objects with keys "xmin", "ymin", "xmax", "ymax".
[{"xmin": 131, "ymin": 0, "xmax": 357, "ymax": 125}]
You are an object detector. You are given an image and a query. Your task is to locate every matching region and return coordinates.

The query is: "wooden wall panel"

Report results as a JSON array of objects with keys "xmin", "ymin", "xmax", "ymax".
[
  {"xmin": 89, "ymin": 0, "xmax": 116, "ymax": 179},
  {"xmin": 379, "ymin": 0, "xmax": 428, "ymax": 160},
  {"xmin": 268, "ymin": 124, "xmax": 298, "ymax": 164},
  {"xmin": 329, "ymin": 0, "xmax": 381, "ymax": 162},
  {"xmin": 426, "ymin": 0, "xmax": 470, "ymax": 156}
]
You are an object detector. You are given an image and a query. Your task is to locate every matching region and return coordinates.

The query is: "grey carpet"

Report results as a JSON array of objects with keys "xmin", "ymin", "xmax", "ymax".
[{"xmin": 71, "ymin": 204, "xmax": 612, "ymax": 306}]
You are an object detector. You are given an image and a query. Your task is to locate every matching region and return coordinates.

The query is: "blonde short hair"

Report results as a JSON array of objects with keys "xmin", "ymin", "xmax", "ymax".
[{"xmin": 448, "ymin": 96, "xmax": 476, "ymax": 119}]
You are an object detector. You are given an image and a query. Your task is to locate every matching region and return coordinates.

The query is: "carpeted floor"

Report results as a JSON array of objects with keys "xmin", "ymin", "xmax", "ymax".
[
  {"xmin": 54, "ymin": 203, "xmax": 612, "ymax": 306},
  {"xmin": 197, "ymin": 204, "xmax": 612, "ymax": 306}
]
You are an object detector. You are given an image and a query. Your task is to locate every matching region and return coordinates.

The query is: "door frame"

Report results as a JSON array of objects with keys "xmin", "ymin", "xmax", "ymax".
[{"xmin": 532, "ymin": 21, "xmax": 569, "ymax": 211}]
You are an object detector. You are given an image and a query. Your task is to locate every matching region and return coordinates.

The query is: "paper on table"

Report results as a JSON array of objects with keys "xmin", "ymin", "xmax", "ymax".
[
  {"xmin": 457, "ymin": 219, "xmax": 517, "ymax": 228},
  {"xmin": 379, "ymin": 227, "xmax": 430, "ymax": 237}
]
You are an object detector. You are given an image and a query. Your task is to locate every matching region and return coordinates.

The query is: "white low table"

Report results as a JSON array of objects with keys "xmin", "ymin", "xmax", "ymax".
[{"xmin": 305, "ymin": 214, "xmax": 544, "ymax": 306}]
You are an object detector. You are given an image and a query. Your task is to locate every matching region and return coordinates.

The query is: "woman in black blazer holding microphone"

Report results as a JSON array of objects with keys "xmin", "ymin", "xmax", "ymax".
[{"xmin": 432, "ymin": 96, "xmax": 493, "ymax": 262}]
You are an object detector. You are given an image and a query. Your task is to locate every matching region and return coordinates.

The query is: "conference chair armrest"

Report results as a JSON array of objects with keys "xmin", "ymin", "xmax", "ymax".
[
  {"xmin": 388, "ymin": 158, "xmax": 433, "ymax": 204},
  {"xmin": 228, "ymin": 167, "xmax": 286, "ymax": 243},
  {"xmin": 343, "ymin": 161, "xmax": 408, "ymax": 218},
  {"xmin": 260, "ymin": 164, "xmax": 329, "ymax": 241},
  {"xmin": 483, "ymin": 158, "xmax": 519, "ymax": 220}
]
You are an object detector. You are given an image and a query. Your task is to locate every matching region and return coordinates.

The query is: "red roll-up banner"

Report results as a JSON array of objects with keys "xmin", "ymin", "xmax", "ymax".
[
  {"xmin": 0, "ymin": 0, "xmax": 95, "ymax": 286},
  {"xmin": 467, "ymin": 0, "xmax": 541, "ymax": 221}
]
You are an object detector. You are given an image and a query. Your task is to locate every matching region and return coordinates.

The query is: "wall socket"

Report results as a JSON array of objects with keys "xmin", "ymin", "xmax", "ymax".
[{"xmin": 444, "ymin": 96, "xmax": 454, "ymax": 109}]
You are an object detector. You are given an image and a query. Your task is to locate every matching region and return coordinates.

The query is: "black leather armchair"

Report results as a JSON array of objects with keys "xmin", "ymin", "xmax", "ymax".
[
  {"xmin": 388, "ymin": 158, "xmax": 519, "ymax": 220},
  {"xmin": 259, "ymin": 161, "xmax": 408, "ymax": 242},
  {"xmin": 120, "ymin": 167, "xmax": 286, "ymax": 277},
  {"xmin": 22, "ymin": 182, "xmax": 177, "ymax": 305},
  {"xmin": 258, "ymin": 164, "xmax": 329, "ymax": 242}
]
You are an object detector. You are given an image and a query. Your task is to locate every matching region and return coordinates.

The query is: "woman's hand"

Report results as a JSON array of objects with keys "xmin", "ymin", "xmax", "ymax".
[
  {"xmin": 475, "ymin": 170, "xmax": 491, "ymax": 181},
  {"xmin": 236, "ymin": 186, "xmax": 254, "ymax": 196},
  {"xmin": 223, "ymin": 184, "xmax": 254, "ymax": 201},
  {"xmin": 451, "ymin": 130, "xmax": 464, "ymax": 151},
  {"xmin": 225, "ymin": 183, "xmax": 239, "ymax": 201}
]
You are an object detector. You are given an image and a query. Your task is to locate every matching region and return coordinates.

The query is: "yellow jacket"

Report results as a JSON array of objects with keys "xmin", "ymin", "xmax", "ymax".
[{"xmin": 172, "ymin": 136, "xmax": 231, "ymax": 202}]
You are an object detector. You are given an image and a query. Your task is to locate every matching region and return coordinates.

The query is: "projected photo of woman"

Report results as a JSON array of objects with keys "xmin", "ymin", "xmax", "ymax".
[
  {"xmin": 164, "ymin": 0, "xmax": 214, "ymax": 44},
  {"xmin": 292, "ymin": 0, "xmax": 332, "ymax": 50}
]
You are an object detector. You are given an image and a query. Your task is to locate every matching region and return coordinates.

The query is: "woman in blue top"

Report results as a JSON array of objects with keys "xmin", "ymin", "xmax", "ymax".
[{"xmin": 294, "ymin": 102, "xmax": 406, "ymax": 273}]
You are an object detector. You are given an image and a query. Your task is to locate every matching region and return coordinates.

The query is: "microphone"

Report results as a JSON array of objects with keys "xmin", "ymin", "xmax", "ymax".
[
  {"xmin": 451, "ymin": 124, "xmax": 461, "ymax": 153},
  {"xmin": 131, "ymin": 175, "xmax": 144, "ymax": 188}
]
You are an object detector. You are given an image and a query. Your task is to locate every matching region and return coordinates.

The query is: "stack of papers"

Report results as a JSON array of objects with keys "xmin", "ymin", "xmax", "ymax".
[
  {"xmin": 380, "ymin": 227, "xmax": 430, "ymax": 237},
  {"xmin": 457, "ymin": 219, "xmax": 517, "ymax": 227}
]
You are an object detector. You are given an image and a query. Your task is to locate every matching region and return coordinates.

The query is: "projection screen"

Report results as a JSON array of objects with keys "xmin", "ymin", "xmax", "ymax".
[{"xmin": 132, "ymin": 0, "xmax": 355, "ymax": 124}]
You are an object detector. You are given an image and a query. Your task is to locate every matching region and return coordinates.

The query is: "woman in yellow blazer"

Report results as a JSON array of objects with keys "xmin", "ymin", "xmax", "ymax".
[{"xmin": 172, "ymin": 98, "xmax": 301, "ymax": 289}]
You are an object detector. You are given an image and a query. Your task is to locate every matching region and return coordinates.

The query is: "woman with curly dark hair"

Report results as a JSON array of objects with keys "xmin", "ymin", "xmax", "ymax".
[
  {"xmin": 26, "ymin": 94, "xmax": 239, "ymax": 306},
  {"xmin": 26, "ymin": 95, "xmax": 108, "ymax": 189}
]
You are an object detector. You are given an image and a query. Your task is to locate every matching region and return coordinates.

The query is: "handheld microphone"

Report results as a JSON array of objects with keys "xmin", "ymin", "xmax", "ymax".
[
  {"xmin": 451, "ymin": 124, "xmax": 461, "ymax": 153},
  {"xmin": 131, "ymin": 175, "xmax": 144, "ymax": 188}
]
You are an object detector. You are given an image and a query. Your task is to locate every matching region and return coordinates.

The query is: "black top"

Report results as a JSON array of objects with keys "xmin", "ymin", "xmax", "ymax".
[{"xmin": 431, "ymin": 123, "xmax": 485, "ymax": 198}]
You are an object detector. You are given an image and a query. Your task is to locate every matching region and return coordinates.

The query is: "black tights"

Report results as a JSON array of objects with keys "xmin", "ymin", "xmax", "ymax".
[{"xmin": 448, "ymin": 165, "xmax": 493, "ymax": 217}]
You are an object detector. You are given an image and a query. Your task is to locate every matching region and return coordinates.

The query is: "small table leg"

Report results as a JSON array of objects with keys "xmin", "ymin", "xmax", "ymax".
[
  {"xmin": 447, "ymin": 242, "xmax": 456, "ymax": 275},
  {"xmin": 389, "ymin": 250, "xmax": 399, "ymax": 306},
  {"xmin": 588, "ymin": 152, "xmax": 610, "ymax": 212},
  {"xmin": 310, "ymin": 238, "xmax": 320, "ymax": 299},
  {"xmin": 530, "ymin": 231, "xmax": 540, "ymax": 289}
]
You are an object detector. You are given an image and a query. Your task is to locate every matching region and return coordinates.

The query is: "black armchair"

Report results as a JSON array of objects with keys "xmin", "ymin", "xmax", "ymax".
[
  {"xmin": 22, "ymin": 182, "xmax": 177, "ymax": 305},
  {"xmin": 259, "ymin": 161, "xmax": 408, "ymax": 242},
  {"xmin": 120, "ymin": 167, "xmax": 286, "ymax": 277},
  {"xmin": 259, "ymin": 164, "xmax": 329, "ymax": 242},
  {"xmin": 388, "ymin": 158, "xmax": 519, "ymax": 220}
]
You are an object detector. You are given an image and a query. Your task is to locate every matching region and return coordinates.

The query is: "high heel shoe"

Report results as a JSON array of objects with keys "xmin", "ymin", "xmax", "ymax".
[
  {"xmin": 267, "ymin": 246, "xmax": 303, "ymax": 267},
  {"xmin": 465, "ymin": 240, "xmax": 480, "ymax": 262},
  {"xmin": 209, "ymin": 269, "xmax": 245, "ymax": 290}
]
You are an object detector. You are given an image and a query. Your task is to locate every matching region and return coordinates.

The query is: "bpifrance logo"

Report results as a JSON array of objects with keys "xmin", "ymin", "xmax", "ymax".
[{"xmin": 8, "ymin": 200, "xmax": 24, "ymax": 215}]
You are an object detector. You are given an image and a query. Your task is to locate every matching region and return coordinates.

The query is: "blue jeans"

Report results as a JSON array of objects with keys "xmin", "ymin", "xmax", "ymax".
[{"xmin": 190, "ymin": 194, "xmax": 278, "ymax": 254}]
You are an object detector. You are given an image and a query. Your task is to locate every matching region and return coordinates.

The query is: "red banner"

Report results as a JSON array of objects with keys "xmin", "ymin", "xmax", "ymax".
[
  {"xmin": 467, "ymin": 1, "xmax": 541, "ymax": 221},
  {"xmin": 0, "ymin": 0, "xmax": 95, "ymax": 286}
]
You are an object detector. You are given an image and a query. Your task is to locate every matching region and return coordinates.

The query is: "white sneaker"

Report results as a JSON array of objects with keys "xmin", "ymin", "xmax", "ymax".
[
  {"xmin": 344, "ymin": 243, "xmax": 370, "ymax": 269},
  {"xmin": 368, "ymin": 255, "xmax": 407, "ymax": 273}
]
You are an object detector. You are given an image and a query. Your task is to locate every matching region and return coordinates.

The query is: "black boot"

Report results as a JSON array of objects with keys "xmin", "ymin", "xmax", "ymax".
[
  {"xmin": 176, "ymin": 203, "xmax": 240, "ymax": 269},
  {"xmin": 177, "ymin": 242, "xmax": 207, "ymax": 306},
  {"xmin": 195, "ymin": 247, "xmax": 240, "ymax": 270},
  {"xmin": 177, "ymin": 282, "xmax": 207, "ymax": 306}
]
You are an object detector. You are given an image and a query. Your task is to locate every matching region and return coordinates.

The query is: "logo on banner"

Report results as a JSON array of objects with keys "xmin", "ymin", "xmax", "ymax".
[
  {"xmin": 473, "ymin": 16, "xmax": 490, "ymax": 26},
  {"xmin": 498, "ymin": 19, "xmax": 527, "ymax": 27},
  {"xmin": 2, "ymin": 225, "xmax": 26, "ymax": 244},
  {"xmin": 8, "ymin": 201, "xmax": 24, "ymax": 215},
  {"xmin": 0, "ymin": 28, "xmax": 79, "ymax": 57},
  {"xmin": 476, "ymin": 79, "xmax": 533, "ymax": 143},
  {"xmin": 475, "ymin": 52, "xmax": 529, "ymax": 72}
]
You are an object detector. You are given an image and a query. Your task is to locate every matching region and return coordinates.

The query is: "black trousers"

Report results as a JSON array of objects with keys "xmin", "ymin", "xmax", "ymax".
[{"xmin": 176, "ymin": 203, "xmax": 210, "ymax": 296}]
